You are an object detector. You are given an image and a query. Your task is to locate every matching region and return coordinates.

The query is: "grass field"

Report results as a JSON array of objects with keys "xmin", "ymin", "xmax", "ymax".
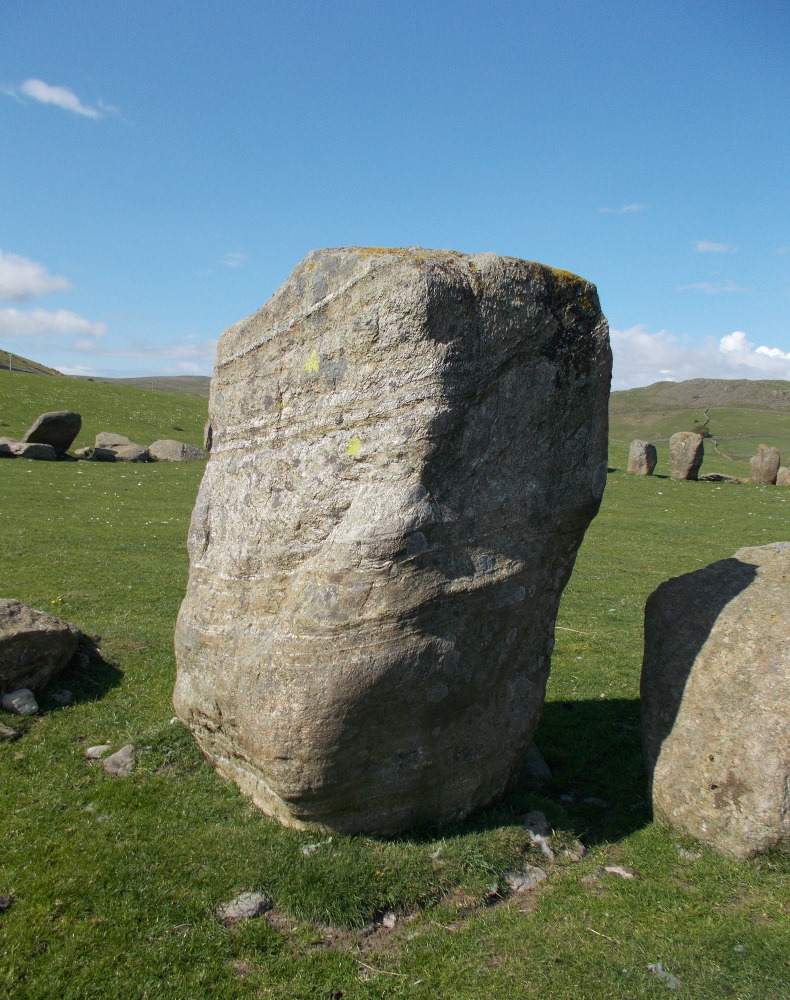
[{"xmin": 1, "ymin": 370, "xmax": 789, "ymax": 999}]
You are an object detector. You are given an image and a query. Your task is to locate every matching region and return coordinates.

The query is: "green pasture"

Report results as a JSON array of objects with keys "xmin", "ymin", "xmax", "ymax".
[
  {"xmin": 1, "ymin": 372, "xmax": 788, "ymax": 999},
  {"xmin": 0, "ymin": 369, "xmax": 207, "ymax": 453}
]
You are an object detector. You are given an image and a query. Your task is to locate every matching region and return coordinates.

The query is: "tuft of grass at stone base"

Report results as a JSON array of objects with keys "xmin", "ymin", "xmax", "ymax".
[{"xmin": 1, "ymin": 378, "xmax": 788, "ymax": 999}]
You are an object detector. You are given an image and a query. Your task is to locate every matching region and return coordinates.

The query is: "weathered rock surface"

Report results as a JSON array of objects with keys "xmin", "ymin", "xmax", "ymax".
[
  {"xmin": 749, "ymin": 444, "xmax": 781, "ymax": 485},
  {"xmin": 699, "ymin": 473, "xmax": 741, "ymax": 484},
  {"xmin": 669, "ymin": 431, "xmax": 704, "ymax": 480},
  {"xmin": 216, "ymin": 891, "xmax": 273, "ymax": 924},
  {"xmin": 102, "ymin": 745, "xmax": 136, "ymax": 776},
  {"xmin": 0, "ymin": 437, "xmax": 58, "ymax": 460},
  {"xmin": 0, "ymin": 599, "xmax": 81, "ymax": 694},
  {"xmin": 777, "ymin": 466, "xmax": 790, "ymax": 486},
  {"xmin": 2, "ymin": 688, "xmax": 39, "ymax": 715},
  {"xmin": 174, "ymin": 246, "xmax": 611, "ymax": 834},
  {"xmin": 203, "ymin": 420, "xmax": 213, "ymax": 452},
  {"xmin": 95, "ymin": 432, "xmax": 132, "ymax": 448},
  {"xmin": 91, "ymin": 434, "xmax": 149, "ymax": 461},
  {"xmin": 149, "ymin": 439, "xmax": 206, "ymax": 462},
  {"xmin": 641, "ymin": 541, "xmax": 790, "ymax": 858},
  {"xmin": 627, "ymin": 440, "xmax": 657, "ymax": 476},
  {"xmin": 22, "ymin": 411, "xmax": 81, "ymax": 454}
]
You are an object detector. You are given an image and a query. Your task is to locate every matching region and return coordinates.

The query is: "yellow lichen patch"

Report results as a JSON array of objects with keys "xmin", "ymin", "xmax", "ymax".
[
  {"xmin": 346, "ymin": 436, "xmax": 362, "ymax": 457},
  {"xmin": 304, "ymin": 349, "xmax": 320, "ymax": 373}
]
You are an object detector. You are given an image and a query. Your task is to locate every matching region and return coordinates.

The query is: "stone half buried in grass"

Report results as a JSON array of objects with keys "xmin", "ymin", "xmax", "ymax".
[{"xmin": 173, "ymin": 246, "xmax": 612, "ymax": 834}]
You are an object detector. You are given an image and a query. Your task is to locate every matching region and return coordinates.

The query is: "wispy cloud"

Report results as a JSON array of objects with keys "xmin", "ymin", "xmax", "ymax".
[
  {"xmin": 611, "ymin": 325, "xmax": 790, "ymax": 390},
  {"xmin": 68, "ymin": 333, "xmax": 217, "ymax": 376},
  {"xmin": 0, "ymin": 307, "xmax": 106, "ymax": 338},
  {"xmin": 223, "ymin": 252, "xmax": 248, "ymax": 268},
  {"xmin": 0, "ymin": 250, "xmax": 71, "ymax": 301},
  {"xmin": 599, "ymin": 203, "xmax": 646, "ymax": 215},
  {"xmin": 693, "ymin": 240, "xmax": 735, "ymax": 253},
  {"xmin": 679, "ymin": 280, "xmax": 749, "ymax": 294},
  {"xmin": 777, "ymin": 246, "xmax": 790, "ymax": 254},
  {"xmin": 5, "ymin": 78, "xmax": 112, "ymax": 118},
  {"xmin": 73, "ymin": 333, "xmax": 217, "ymax": 362},
  {"xmin": 57, "ymin": 363, "xmax": 100, "ymax": 376}
]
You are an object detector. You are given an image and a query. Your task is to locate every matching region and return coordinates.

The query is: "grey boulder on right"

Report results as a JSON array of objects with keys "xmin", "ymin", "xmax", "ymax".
[
  {"xmin": 642, "ymin": 542, "xmax": 790, "ymax": 858},
  {"xmin": 749, "ymin": 444, "xmax": 781, "ymax": 485}
]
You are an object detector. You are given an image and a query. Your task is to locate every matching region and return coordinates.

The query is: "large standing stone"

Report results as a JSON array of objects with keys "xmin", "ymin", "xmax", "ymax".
[
  {"xmin": 749, "ymin": 444, "xmax": 780, "ymax": 485},
  {"xmin": 22, "ymin": 411, "xmax": 81, "ymax": 454},
  {"xmin": 669, "ymin": 431, "xmax": 704, "ymax": 480},
  {"xmin": 641, "ymin": 542, "xmax": 790, "ymax": 858},
  {"xmin": 0, "ymin": 599, "xmax": 82, "ymax": 694},
  {"xmin": 174, "ymin": 247, "xmax": 611, "ymax": 834},
  {"xmin": 627, "ymin": 440, "xmax": 657, "ymax": 476},
  {"xmin": 149, "ymin": 439, "xmax": 206, "ymax": 462}
]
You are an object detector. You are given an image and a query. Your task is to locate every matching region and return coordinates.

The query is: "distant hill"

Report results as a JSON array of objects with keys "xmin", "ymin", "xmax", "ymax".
[
  {"xmin": 83, "ymin": 375, "xmax": 211, "ymax": 398},
  {"xmin": 0, "ymin": 348, "xmax": 65, "ymax": 377},
  {"xmin": 610, "ymin": 378, "xmax": 790, "ymax": 414},
  {"xmin": 609, "ymin": 377, "xmax": 790, "ymax": 469}
]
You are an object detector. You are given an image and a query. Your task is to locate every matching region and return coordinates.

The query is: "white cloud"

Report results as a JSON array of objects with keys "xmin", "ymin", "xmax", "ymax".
[
  {"xmin": 611, "ymin": 325, "xmax": 790, "ymax": 390},
  {"xmin": 694, "ymin": 240, "xmax": 735, "ymax": 253},
  {"xmin": 16, "ymin": 78, "xmax": 103, "ymax": 118},
  {"xmin": 0, "ymin": 307, "xmax": 106, "ymax": 338},
  {"xmin": 0, "ymin": 250, "xmax": 71, "ymax": 301},
  {"xmin": 223, "ymin": 252, "xmax": 247, "ymax": 268},
  {"xmin": 599, "ymin": 203, "xmax": 646, "ymax": 215},
  {"xmin": 57, "ymin": 363, "xmax": 99, "ymax": 376},
  {"xmin": 72, "ymin": 333, "xmax": 217, "ymax": 363},
  {"xmin": 679, "ymin": 281, "xmax": 749, "ymax": 294}
]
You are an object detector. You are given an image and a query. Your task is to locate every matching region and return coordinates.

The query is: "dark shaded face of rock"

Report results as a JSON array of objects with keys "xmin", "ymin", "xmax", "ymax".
[
  {"xmin": 22, "ymin": 411, "xmax": 82, "ymax": 454},
  {"xmin": 174, "ymin": 247, "xmax": 612, "ymax": 834}
]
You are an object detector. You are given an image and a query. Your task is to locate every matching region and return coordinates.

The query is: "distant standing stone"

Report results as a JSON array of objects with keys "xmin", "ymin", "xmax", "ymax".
[
  {"xmin": 22, "ymin": 411, "xmax": 82, "ymax": 454},
  {"xmin": 149, "ymin": 439, "xmax": 206, "ymax": 462},
  {"xmin": 777, "ymin": 467, "xmax": 790, "ymax": 486},
  {"xmin": 749, "ymin": 444, "xmax": 780, "ymax": 485},
  {"xmin": 641, "ymin": 541, "xmax": 790, "ymax": 858},
  {"xmin": 0, "ymin": 599, "xmax": 81, "ymax": 693},
  {"xmin": 2, "ymin": 688, "xmax": 39, "ymax": 715},
  {"xmin": 669, "ymin": 431, "xmax": 704, "ymax": 480},
  {"xmin": 627, "ymin": 440, "xmax": 657, "ymax": 475},
  {"xmin": 102, "ymin": 745, "xmax": 136, "ymax": 776}
]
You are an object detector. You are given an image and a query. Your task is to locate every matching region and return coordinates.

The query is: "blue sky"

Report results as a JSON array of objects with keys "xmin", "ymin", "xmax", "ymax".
[{"xmin": 1, "ymin": 0, "xmax": 788, "ymax": 388}]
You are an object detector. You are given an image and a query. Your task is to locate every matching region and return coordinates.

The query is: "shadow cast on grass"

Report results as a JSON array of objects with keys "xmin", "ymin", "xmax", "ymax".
[
  {"xmin": 379, "ymin": 697, "xmax": 649, "ymax": 848},
  {"xmin": 40, "ymin": 640, "xmax": 124, "ymax": 711}
]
